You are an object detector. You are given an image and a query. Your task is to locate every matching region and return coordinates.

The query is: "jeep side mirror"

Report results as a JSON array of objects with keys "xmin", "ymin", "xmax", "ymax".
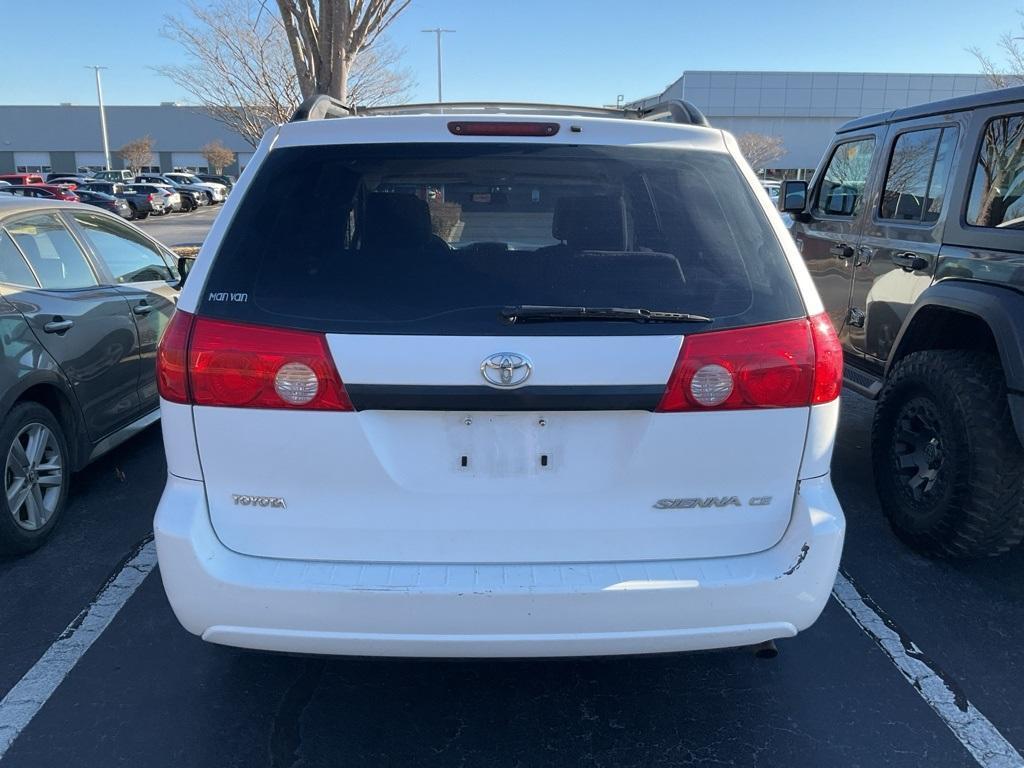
[{"xmin": 779, "ymin": 180, "xmax": 808, "ymax": 214}]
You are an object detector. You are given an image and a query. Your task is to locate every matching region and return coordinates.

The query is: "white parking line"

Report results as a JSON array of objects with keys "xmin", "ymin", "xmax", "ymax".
[
  {"xmin": 833, "ymin": 572, "xmax": 1024, "ymax": 768},
  {"xmin": 0, "ymin": 538, "xmax": 156, "ymax": 761}
]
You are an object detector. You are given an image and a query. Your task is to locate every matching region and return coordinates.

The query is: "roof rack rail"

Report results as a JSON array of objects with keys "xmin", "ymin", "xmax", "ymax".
[
  {"xmin": 290, "ymin": 94, "xmax": 355, "ymax": 122},
  {"xmin": 637, "ymin": 100, "xmax": 710, "ymax": 127},
  {"xmin": 354, "ymin": 102, "xmax": 636, "ymax": 119},
  {"xmin": 288, "ymin": 97, "xmax": 710, "ymax": 127}
]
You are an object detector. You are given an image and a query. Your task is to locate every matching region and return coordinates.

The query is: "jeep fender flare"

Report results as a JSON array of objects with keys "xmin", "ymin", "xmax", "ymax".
[{"xmin": 888, "ymin": 279, "xmax": 1024, "ymax": 443}]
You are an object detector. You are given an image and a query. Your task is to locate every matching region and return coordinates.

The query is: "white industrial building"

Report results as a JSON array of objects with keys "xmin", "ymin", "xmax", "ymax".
[
  {"xmin": 1, "ymin": 71, "xmax": 996, "ymax": 178},
  {"xmin": 0, "ymin": 104, "xmax": 255, "ymax": 176},
  {"xmin": 628, "ymin": 70, "xmax": 993, "ymax": 176}
]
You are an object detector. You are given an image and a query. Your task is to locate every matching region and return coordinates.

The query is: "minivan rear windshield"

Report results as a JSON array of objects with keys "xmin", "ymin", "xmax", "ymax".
[{"xmin": 199, "ymin": 143, "xmax": 804, "ymax": 335}]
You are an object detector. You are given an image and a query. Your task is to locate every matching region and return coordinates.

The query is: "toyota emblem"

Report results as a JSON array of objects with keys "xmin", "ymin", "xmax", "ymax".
[{"xmin": 481, "ymin": 353, "xmax": 532, "ymax": 388}]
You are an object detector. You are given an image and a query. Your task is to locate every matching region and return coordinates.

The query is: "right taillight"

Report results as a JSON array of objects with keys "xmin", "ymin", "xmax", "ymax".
[
  {"xmin": 809, "ymin": 311, "xmax": 843, "ymax": 404},
  {"xmin": 156, "ymin": 311, "xmax": 352, "ymax": 411},
  {"xmin": 657, "ymin": 313, "xmax": 842, "ymax": 412}
]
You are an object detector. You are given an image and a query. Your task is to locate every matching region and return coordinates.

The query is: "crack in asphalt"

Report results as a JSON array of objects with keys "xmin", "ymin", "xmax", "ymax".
[{"xmin": 269, "ymin": 659, "xmax": 326, "ymax": 768}]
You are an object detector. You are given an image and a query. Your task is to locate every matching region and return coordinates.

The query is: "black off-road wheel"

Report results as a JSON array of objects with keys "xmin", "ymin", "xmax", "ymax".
[
  {"xmin": 872, "ymin": 350, "xmax": 1024, "ymax": 557},
  {"xmin": 0, "ymin": 402, "xmax": 71, "ymax": 555}
]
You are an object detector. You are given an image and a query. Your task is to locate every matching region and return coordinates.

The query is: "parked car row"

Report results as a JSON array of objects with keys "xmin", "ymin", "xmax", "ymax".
[{"xmin": 0, "ymin": 170, "xmax": 235, "ymax": 220}]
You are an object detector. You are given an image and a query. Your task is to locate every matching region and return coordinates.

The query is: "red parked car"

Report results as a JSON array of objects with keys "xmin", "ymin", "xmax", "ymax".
[
  {"xmin": 0, "ymin": 173, "xmax": 45, "ymax": 185},
  {"xmin": 0, "ymin": 184, "xmax": 80, "ymax": 201}
]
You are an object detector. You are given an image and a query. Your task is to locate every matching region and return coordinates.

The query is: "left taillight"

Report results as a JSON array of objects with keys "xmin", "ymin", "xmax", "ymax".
[
  {"xmin": 156, "ymin": 311, "xmax": 353, "ymax": 411},
  {"xmin": 656, "ymin": 312, "xmax": 842, "ymax": 412},
  {"xmin": 157, "ymin": 310, "xmax": 193, "ymax": 404}
]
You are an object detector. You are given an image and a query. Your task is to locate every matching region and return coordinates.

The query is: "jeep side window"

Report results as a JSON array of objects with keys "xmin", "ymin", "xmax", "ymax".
[
  {"xmin": 879, "ymin": 127, "xmax": 959, "ymax": 223},
  {"xmin": 815, "ymin": 138, "xmax": 875, "ymax": 217},
  {"xmin": 967, "ymin": 113, "xmax": 1024, "ymax": 229}
]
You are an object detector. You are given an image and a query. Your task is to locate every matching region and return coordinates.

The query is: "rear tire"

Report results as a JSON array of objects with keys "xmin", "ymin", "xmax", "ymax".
[
  {"xmin": 0, "ymin": 402, "xmax": 71, "ymax": 555},
  {"xmin": 872, "ymin": 350, "xmax": 1024, "ymax": 557}
]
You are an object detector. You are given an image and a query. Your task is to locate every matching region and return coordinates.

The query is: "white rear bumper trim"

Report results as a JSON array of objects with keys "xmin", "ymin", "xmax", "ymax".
[{"xmin": 155, "ymin": 474, "xmax": 844, "ymax": 657}]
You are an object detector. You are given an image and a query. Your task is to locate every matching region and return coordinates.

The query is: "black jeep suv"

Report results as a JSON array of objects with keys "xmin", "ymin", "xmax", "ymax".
[{"xmin": 780, "ymin": 86, "xmax": 1024, "ymax": 558}]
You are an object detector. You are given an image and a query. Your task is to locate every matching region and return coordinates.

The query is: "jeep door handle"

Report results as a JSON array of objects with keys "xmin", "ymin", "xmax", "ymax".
[
  {"xmin": 856, "ymin": 246, "xmax": 875, "ymax": 267},
  {"xmin": 829, "ymin": 243, "xmax": 854, "ymax": 259},
  {"xmin": 891, "ymin": 252, "xmax": 929, "ymax": 272},
  {"xmin": 43, "ymin": 318, "xmax": 74, "ymax": 333},
  {"xmin": 132, "ymin": 302, "xmax": 153, "ymax": 316}
]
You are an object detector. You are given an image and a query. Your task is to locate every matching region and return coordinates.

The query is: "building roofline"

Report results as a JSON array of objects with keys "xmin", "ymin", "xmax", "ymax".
[{"xmin": 672, "ymin": 69, "xmax": 989, "ymax": 76}]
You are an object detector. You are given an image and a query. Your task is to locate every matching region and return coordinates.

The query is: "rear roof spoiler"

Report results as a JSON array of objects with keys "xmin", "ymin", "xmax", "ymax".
[{"xmin": 289, "ymin": 96, "xmax": 710, "ymax": 127}]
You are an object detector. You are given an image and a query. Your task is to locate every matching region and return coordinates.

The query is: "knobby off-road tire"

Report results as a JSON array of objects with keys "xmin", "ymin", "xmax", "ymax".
[{"xmin": 872, "ymin": 350, "xmax": 1024, "ymax": 558}]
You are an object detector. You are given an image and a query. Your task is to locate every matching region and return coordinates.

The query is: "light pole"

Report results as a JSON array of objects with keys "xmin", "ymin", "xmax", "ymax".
[
  {"xmin": 85, "ymin": 66, "xmax": 111, "ymax": 170},
  {"xmin": 422, "ymin": 28, "xmax": 455, "ymax": 102}
]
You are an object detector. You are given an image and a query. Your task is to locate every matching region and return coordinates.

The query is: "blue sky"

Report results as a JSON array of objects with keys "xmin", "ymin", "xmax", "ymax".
[{"xmin": 0, "ymin": 0, "xmax": 1018, "ymax": 106}]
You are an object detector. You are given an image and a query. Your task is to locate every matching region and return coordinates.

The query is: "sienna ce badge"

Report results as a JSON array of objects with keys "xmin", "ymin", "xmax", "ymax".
[{"xmin": 481, "ymin": 353, "xmax": 532, "ymax": 388}]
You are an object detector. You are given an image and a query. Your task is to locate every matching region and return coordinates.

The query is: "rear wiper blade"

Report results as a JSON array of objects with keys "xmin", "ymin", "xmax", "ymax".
[{"xmin": 501, "ymin": 305, "xmax": 713, "ymax": 324}]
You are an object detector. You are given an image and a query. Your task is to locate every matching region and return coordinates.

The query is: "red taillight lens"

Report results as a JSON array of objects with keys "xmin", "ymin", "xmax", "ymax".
[
  {"xmin": 157, "ymin": 310, "xmax": 194, "ymax": 404},
  {"xmin": 809, "ymin": 312, "xmax": 843, "ymax": 404},
  {"xmin": 189, "ymin": 316, "xmax": 351, "ymax": 410},
  {"xmin": 657, "ymin": 315, "xmax": 841, "ymax": 412},
  {"xmin": 156, "ymin": 312, "xmax": 352, "ymax": 411},
  {"xmin": 448, "ymin": 121, "xmax": 560, "ymax": 137}
]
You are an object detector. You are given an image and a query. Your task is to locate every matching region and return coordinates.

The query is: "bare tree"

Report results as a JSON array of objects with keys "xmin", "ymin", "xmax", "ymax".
[
  {"xmin": 120, "ymin": 136, "xmax": 155, "ymax": 173},
  {"xmin": 972, "ymin": 115, "xmax": 1024, "ymax": 226},
  {"xmin": 969, "ymin": 10, "xmax": 1024, "ymax": 88},
  {"xmin": 158, "ymin": 0, "xmax": 415, "ymax": 147},
  {"xmin": 274, "ymin": 0, "xmax": 412, "ymax": 102},
  {"xmin": 201, "ymin": 140, "xmax": 237, "ymax": 173},
  {"xmin": 736, "ymin": 132, "xmax": 787, "ymax": 171}
]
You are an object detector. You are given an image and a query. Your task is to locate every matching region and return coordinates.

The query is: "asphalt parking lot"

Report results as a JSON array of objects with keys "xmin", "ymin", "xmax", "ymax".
[
  {"xmin": 135, "ymin": 203, "xmax": 222, "ymax": 246},
  {"xmin": 1, "ymin": 216, "xmax": 1022, "ymax": 767}
]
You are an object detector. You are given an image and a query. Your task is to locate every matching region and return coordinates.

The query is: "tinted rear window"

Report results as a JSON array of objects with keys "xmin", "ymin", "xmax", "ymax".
[{"xmin": 200, "ymin": 143, "xmax": 804, "ymax": 335}]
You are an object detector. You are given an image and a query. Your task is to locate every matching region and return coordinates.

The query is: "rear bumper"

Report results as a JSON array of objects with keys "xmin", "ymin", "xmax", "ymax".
[{"xmin": 154, "ymin": 475, "xmax": 844, "ymax": 658}]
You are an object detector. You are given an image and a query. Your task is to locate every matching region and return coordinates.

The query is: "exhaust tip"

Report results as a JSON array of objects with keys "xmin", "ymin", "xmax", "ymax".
[{"xmin": 752, "ymin": 640, "xmax": 779, "ymax": 659}]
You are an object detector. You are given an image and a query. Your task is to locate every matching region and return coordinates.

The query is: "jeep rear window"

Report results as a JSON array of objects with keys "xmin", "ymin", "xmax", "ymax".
[{"xmin": 200, "ymin": 143, "xmax": 804, "ymax": 335}]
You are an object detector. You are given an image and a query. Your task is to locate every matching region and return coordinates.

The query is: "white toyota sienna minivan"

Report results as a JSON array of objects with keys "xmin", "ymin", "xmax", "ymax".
[{"xmin": 154, "ymin": 98, "xmax": 845, "ymax": 657}]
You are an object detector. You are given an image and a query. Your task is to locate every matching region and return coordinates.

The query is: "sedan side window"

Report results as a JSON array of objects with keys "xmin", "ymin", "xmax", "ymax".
[
  {"xmin": 5, "ymin": 214, "xmax": 98, "ymax": 289},
  {"xmin": 815, "ymin": 138, "xmax": 876, "ymax": 217},
  {"xmin": 967, "ymin": 113, "xmax": 1024, "ymax": 229},
  {"xmin": 70, "ymin": 212, "xmax": 176, "ymax": 283},
  {"xmin": 0, "ymin": 229, "xmax": 39, "ymax": 287}
]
